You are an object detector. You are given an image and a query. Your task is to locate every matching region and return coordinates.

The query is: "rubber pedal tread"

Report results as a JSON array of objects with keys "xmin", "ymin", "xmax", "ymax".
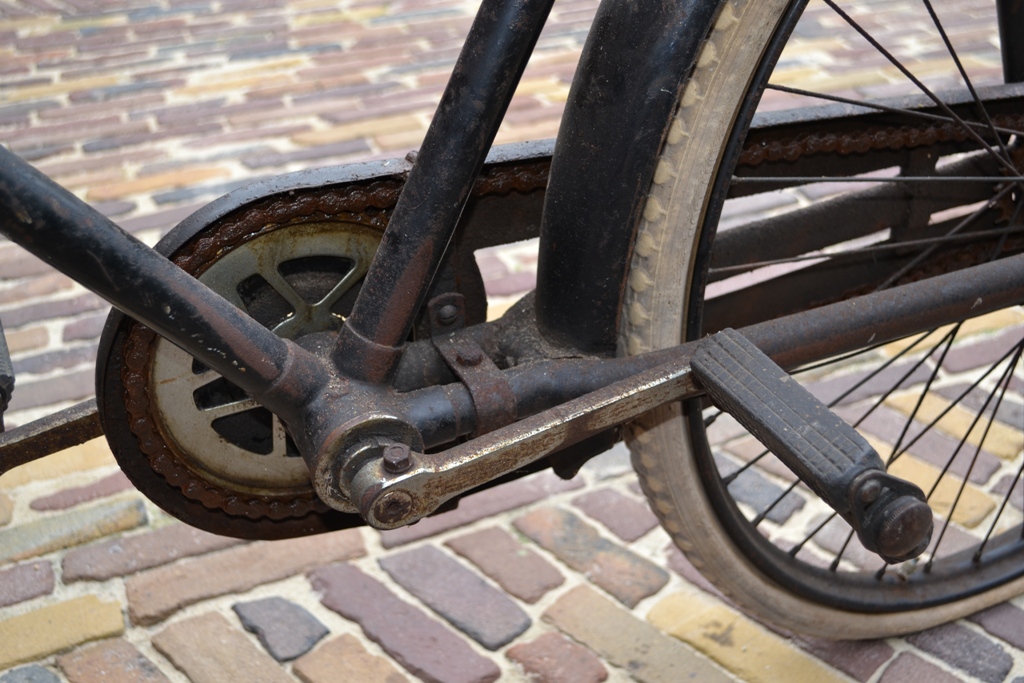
[{"xmin": 691, "ymin": 328, "xmax": 884, "ymax": 516}]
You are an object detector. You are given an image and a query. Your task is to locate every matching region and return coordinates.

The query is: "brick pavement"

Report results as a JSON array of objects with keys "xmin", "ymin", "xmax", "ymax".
[{"xmin": 1, "ymin": 0, "xmax": 1023, "ymax": 682}]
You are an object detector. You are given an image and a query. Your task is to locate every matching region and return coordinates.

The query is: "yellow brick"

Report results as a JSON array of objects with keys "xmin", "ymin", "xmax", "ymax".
[
  {"xmin": 0, "ymin": 596, "xmax": 124, "ymax": 670},
  {"xmin": 293, "ymin": 7, "xmax": 390, "ymax": 25},
  {"xmin": 515, "ymin": 77, "xmax": 570, "ymax": 98},
  {"xmin": 293, "ymin": 114, "xmax": 424, "ymax": 146},
  {"xmin": 374, "ymin": 129, "xmax": 428, "ymax": 152},
  {"xmin": 871, "ymin": 439, "xmax": 996, "ymax": 528},
  {"xmin": 87, "ymin": 166, "xmax": 232, "ymax": 201},
  {"xmin": 887, "ymin": 393, "xmax": 1022, "ymax": 461},
  {"xmin": 648, "ymin": 591, "xmax": 846, "ymax": 683},
  {"xmin": 0, "ymin": 438, "xmax": 116, "ymax": 489},
  {"xmin": 2, "ymin": 75, "xmax": 122, "ymax": 104}
]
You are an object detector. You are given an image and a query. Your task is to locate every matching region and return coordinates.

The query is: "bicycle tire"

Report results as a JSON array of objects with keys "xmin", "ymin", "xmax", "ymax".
[{"xmin": 623, "ymin": 0, "xmax": 1024, "ymax": 637}]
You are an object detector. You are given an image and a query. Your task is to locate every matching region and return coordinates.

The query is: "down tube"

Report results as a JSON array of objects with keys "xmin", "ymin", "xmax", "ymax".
[{"xmin": 535, "ymin": 0, "xmax": 722, "ymax": 355}]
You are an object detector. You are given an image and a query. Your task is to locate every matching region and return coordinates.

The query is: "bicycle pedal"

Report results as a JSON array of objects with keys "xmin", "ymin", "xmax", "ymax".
[{"xmin": 691, "ymin": 328, "xmax": 933, "ymax": 564}]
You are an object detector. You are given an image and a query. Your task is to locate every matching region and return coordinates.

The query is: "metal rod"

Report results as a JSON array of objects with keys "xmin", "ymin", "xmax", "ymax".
[
  {"xmin": 0, "ymin": 147, "xmax": 323, "ymax": 425},
  {"xmin": 333, "ymin": 0, "xmax": 555, "ymax": 383},
  {"xmin": 997, "ymin": 0, "xmax": 1024, "ymax": 83}
]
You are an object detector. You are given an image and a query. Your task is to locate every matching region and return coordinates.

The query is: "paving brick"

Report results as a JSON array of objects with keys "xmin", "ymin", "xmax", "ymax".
[
  {"xmin": 505, "ymin": 632, "xmax": 607, "ymax": 683},
  {"xmin": 805, "ymin": 361, "xmax": 932, "ymax": 406},
  {"xmin": 0, "ymin": 491, "xmax": 11, "ymax": 527},
  {"xmin": 649, "ymin": 591, "xmax": 847, "ymax": 683},
  {"xmin": 13, "ymin": 345, "xmax": 96, "ymax": 375},
  {"xmin": 794, "ymin": 635, "xmax": 895, "ymax": 682},
  {"xmin": 87, "ymin": 165, "xmax": 231, "ymax": 201},
  {"xmin": 968, "ymin": 601, "xmax": 1024, "ymax": 650},
  {"xmin": 571, "ymin": 488, "xmax": 658, "ymax": 542},
  {"xmin": 57, "ymin": 638, "xmax": 170, "ymax": 683},
  {"xmin": 62, "ymin": 313, "xmax": 110, "ymax": 342},
  {"xmin": 942, "ymin": 327, "xmax": 1023, "ymax": 373},
  {"xmin": 847, "ymin": 405, "xmax": 1002, "ymax": 485},
  {"xmin": 379, "ymin": 470, "xmax": 583, "ymax": 547},
  {"xmin": 1, "ymin": 293, "xmax": 107, "ymax": 330},
  {"xmin": 713, "ymin": 452, "xmax": 806, "ymax": 524},
  {"xmin": 905, "ymin": 622, "xmax": 1013, "ymax": 683},
  {"xmin": 233, "ymin": 597, "xmax": 328, "ymax": 662},
  {"xmin": 3, "ymin": 326, "xmax": 49, "ymax": 355},
  {"xmin": 7, "ymin": 368, "xmax": 96, "ymax": 417},
  {"xmin": 0, "ymin": 274, "xmax": 73, "ymax": 306},
  {"xmin": 151, "ymin": 612, "xmax": 292, "ymax": 683},
  {"xmin": 62, "ymin": 521, "xmax": 243, "ymax": 582},
  {"xmin": 127, "ymin": 528, "xmax": 363, "ymax": 624},
  {"xmin": 379, "ymin": 545, "xmax": 530, "ymax": 650},
  {"xmin": 0, "ymin": 498, "xmax": 146, "ymax": 565},
  {"xmin": 0, "ymin": 438, "xmax": 115, "ymax": 489},
  {"xmin": 292, "ymin": 634, "xmax": 409, "ymax": 683},
  {"xmin": 0, "ymin": 561, "xmax": 54, "ymax": 608},
  {"xmin": 935, "ymin": 383, "xmax": 1024, "ymax": 431},
  {"xmin": 513, "ymin": 507, "xmax": 668, "ymax": 607},
  {"xmin": 0, "ymin": 666, "xmax": 60, "ymax": 683},
  {"xmin": 444, "ymin": 526, "xmax": 563, "ymax": 603},
  {"xmin": 0, "ymin": 596, "xmax": 124, "ymax": 670},
  {"xmin": 241, "ymin": 139, "xmax": 372, "ymax": 168},
  {"xmin": 115, "ymin": 202, "xmax": 204, "ymax": 235},
  {"xmin": 878, "ymin": 652, "xmax": 963, "ymax": 683},
  {"xmin": 887, "ymin": 392, "xmax": 1022, "ymax": 460},
  {"xmin": 543, "ymin": 585, "xmax": 731, "ymax": 683},
  {"xmin": 29, "ymin": 472, "xmax": 132, "ymax": 512},
  {"xmin": 310, "ymin": 563, "xmax": 500, "ymax": 683}
]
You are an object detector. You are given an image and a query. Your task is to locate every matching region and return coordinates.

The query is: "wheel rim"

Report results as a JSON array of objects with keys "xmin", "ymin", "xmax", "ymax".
[{"xmin": 687, "ymin": 0, "xmax": 1024, "ymax": 612}]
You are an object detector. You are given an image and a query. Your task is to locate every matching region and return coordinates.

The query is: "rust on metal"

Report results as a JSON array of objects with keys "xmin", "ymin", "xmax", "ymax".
[{"xmin": 0, "ymin": 400, "xmax": 102, "ymax": 476}]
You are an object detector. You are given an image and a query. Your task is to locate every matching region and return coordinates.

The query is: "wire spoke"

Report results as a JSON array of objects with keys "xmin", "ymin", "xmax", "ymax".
[
  {"xmin": 920, "ymin": 0, "xmax": 1017, "ymax": 172},
  {"xmin": 823, "ymin": 0, "xmax": 1021, "ymax": 177},
  {"xmin": 763, "ymin": 83, "xmax": 1024, "ymax": 137},
  {"xmin": 708, "ymin": 225, "xmax": 1024, "ymax": 276}
]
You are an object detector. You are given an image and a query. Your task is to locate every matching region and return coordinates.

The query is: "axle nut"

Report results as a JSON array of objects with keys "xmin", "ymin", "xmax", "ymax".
[{"xmin": 373, "ymin": 490, "xmax": 415, "ymax": 527}]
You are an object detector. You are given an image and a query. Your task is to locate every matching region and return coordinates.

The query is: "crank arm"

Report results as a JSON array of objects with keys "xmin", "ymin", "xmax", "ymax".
[{"xmin": 347, "ymin": 339, "xmax": 704, "ymax": 529}]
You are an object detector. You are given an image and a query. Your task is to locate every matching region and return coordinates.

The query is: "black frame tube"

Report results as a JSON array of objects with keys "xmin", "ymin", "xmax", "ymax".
[
  {"xmin": 0, "ymin": 147, "xmax": 321, "ymax": 424},
  {"xmin": 334, "ymin": 0, "xmax": 555, "ymax": 383},
  {"xmin": 997, "ymin": 0, "xmax": 1024, "ymax": 83}
]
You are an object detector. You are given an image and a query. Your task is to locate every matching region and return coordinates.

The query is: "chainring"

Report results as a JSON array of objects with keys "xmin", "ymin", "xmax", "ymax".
[{"xmin": 98, "ymin": 179, "xmax": 409, "ymax": 539}]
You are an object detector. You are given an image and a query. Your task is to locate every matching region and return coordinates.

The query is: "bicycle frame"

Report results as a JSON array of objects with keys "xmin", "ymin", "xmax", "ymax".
[{"xmin": 0, "ymin": 0, "xmax": 1022, "ymax": 536}]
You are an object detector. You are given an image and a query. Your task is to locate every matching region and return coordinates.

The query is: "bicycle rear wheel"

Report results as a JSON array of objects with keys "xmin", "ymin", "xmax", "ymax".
[{"xmin": 624, "ymin": 0, "xmax": 1024, "ymax": 637}]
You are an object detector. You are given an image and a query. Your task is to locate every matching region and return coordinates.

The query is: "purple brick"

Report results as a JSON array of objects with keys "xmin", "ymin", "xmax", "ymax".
[
  {"xmin": 30, "ymin": 472, "xmax": 133, "ymax": 511},
  {"xmin": 0, "ymin": 561, "xmax": 55, "ymax": 608},
  {"xmin": 379, "ymin": 470, "xmax": 583, "ymax": 547},
  {"xmin": 906, "ymin": 622, "xmax": 1012, "ymax": 683},
  {"xmin": 310, "ymin": 563, "xmax": 500, "ymax": 683},
  {"xmin": 572, "ymin": 488, "xmax": 658, "ymax": 542},
  {"xmin": 514, "ymin": 507, "xmax": 669, "ymax": 607},
  {"xmin": 943, "ymin": 327, "xmax": 1024, "ymax": 373},
  {"xmin": 879, "ymin": 652, "xmax": 962, "ymax": 683},
  {"xmin": 968, "ymin": 602, "xmax": 1024, "ymax": 650},
  {"xmin": 7, "ymin": 368, "xmax": 96, "ymax": 413},
  {"xmin": 796, "ymin": 636, "xmax": 894, "ymax": 682},
  {"xmin": 445, "ymin": 527, "xmax": 564, "ymax": 604},
  {"xmin": 380, "ymin": 545, "xmax": 530, "ymax": 650},
  {"xmin": 805, "ymin": 362, "xmax": 932, "ymax": 406},
  {"xmin": 232, "ymin": 597, "xmax": 328, "ymax": 662},
  {"xmin": 62, "ymin": 523, "xmax": 244, "ymax": 582},
  {"xmin": 63, "ymin": 313, "xmax": 111, "ymax": 343},
  {"xmin": 506, "ymin": 632, "xmax": 608, "ymax": 683}
]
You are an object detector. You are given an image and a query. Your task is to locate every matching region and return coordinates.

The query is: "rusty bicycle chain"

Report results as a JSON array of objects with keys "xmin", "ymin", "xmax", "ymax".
[
  {"xmin": 119, "ymin": 162, "xmax": 550, "ymax": 521},
  {"xmin": 739, "ymin": 112, "xmax": 1024, "ymax": 166}
]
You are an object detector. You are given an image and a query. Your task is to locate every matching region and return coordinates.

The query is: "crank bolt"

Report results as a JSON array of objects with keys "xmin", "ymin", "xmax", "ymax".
[
  {"xmin": 437, "ymin": 304, "xmax": 460, "ymax": 326},
  {"xmin": 858, "ymin": 479, "xmax": 882, "ymax": 504},
  {"xmin": 373, "ymin": 490, "xmax": 415, "ymax": 526},
  {"xmin": 382, "ymin": 443, "xmax": 413, "ymax": 474}
]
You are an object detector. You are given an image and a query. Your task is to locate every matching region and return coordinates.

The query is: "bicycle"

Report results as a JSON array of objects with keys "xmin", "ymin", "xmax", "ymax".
[{"xmin": 0, "ymin": 0, "xmax": 1021, "ymax": 641}]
